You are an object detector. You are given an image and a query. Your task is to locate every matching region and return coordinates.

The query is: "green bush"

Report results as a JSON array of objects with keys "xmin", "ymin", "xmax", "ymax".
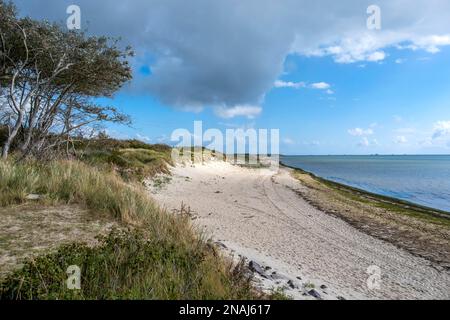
[
  {"xmin": 0, "ymin": 229, "xmax": 259, "ymax": 300},
  {"xmin": 0, "ymin": 160, "xmax": 270, "ymax": 300},
  {"xmin": 72, "ymin": 139, "xmax": 173, "ymax": 181}
]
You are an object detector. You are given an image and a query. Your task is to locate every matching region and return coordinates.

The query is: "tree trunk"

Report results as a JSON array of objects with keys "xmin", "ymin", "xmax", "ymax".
[
  {"xmin": 19, "ymin": 98, "xmax": 40, "ymax": 154},
  {"xmin": 1, "ymin": 141, "xmax": 11, "ymax": 160},
  {"xmin": 19, "ymin": 130, "xmax": 33, "ymax": 154},
  {"xmin": 1, "ymin": 112, "xmax": 24, "ymax": 160}
]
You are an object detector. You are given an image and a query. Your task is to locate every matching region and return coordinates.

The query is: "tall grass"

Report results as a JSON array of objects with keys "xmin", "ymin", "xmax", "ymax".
[
  {"xmin": 75, "ymin": 139, "xmax": 173, "ymax": 181},
  {"xmin": 81, "ymin": 148, "xmax": 172, "ymax": 181},
  {"xmin": 0, "ymin": 160, "xmax": 264, "ymax": 299},
  {"xmin": 0, "ymin": 160, "xmax": 154, "ymax": 222}
]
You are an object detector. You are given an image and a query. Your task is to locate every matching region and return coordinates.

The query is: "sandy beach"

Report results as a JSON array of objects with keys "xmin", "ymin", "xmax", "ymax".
[{"xmin": 148, "ymin": 160, "xmax": 450, "ymax": 300}]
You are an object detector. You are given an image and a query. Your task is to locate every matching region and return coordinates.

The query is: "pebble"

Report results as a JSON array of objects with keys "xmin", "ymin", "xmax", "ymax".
[
  {"xmin": 270, "ymin": 271, "xmax": 289, "ymax": 281},
  {"xmin": 25, "ymin": 194, "xmax": 42, "ymax": 200},
  {"xmin": 308, "ymin": 289, "xmax": 322, "ymax": 299},
  {"xmin": 287, "ymin": 280, "xmax": 299, "ymax": 289},
  {"xmin": 215, "ymin": 241, "xmax": 227, "ymax": 249},
  {"xmin": 248, "ymin": 261, "xmax": 267, "ymax": 278}
]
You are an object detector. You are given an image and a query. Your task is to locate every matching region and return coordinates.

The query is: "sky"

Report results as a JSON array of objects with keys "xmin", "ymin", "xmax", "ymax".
[{"xmin": 12, "ymin": 0, "xmax": 450, "ymax": 155}]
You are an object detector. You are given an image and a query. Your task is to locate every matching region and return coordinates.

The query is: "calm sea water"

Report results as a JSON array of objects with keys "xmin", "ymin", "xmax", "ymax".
[{"xmin": 280, "ymin": 155, "xmax": 450, "ymax": 213}]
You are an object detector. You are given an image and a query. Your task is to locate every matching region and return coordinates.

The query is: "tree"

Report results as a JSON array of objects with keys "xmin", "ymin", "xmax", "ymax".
[{"xmin": 0, "ymin": 0, "xmax": 133, "ymax": 159}]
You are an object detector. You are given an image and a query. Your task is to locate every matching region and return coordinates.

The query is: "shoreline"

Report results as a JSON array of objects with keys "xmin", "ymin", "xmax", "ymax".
[
  {"xmin": 281, "ymin": 162, "xmax": 450, "ymax": 268},
  {"xmin": 279, "ymin": 161, "xmax": 450, "ymax": 217},
  {"xmin": 148, "ymin": 160, "xmax": 450, "ymax": 300}
]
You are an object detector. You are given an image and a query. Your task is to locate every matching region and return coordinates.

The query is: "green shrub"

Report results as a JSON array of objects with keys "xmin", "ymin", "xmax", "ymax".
[
  {"xmin": 82, "ymin": 148, "xmax": 172, "ymax": 181},
  {"xmin": 71, "ymin": 139, "xmax": 173, "ymax": 181},
  {"xmin": 0, "ymin": 229, "xmax": 259, "ymax": 300},
  {"xmin": 0, "ymin": 160, "xmax": 273, "ymax": 300}
]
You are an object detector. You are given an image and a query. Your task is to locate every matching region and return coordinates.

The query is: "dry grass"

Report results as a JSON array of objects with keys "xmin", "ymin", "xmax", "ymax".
[
  {"xmin": 0, "ymin": 160, "xmax": 160, "ymax": 224},
  {"xmin": 0, "ymin": 205, "xmax": 117, "ymax": 277},
  {"xmin": 0, "ymin": 160, "xmax": 266, "ymax": 300},
  {"xmin": 74, "ymin": 139, "xmax": 173, "ymax": 181}
]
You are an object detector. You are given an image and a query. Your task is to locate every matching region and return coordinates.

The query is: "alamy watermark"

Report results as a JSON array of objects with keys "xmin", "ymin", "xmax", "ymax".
[
  {"xmin": 367, "ymin": 5, "xmax": 381, "ymax": 30},
  {"xmin": 66, "ymin": 265, "xmax": 81, "ymax": 290},
  {"xmin": 66, "ymin": 5, "xmax": 81, "ymax": 30},
  {"xmin": 170, "ymin": 121, "xmax": 280, "ymax": 170},
  {"xmin": 366, "ymin": 265, "xmax": 381, "ymax": 290}
]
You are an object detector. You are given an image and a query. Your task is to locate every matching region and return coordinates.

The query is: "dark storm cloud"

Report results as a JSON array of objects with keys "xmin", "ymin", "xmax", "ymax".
[
  {"xmin": 11, "ymin": 0, "xmax": 450, "ymax": 116},
  {"xmin": 13, "ymin": 0, "xmax": 298, "ymax": 110}
]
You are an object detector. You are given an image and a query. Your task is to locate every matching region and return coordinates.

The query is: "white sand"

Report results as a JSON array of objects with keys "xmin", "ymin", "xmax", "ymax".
[{"xmin": 149, "ymin": 161, "xmax": 450, "ymax": 300}]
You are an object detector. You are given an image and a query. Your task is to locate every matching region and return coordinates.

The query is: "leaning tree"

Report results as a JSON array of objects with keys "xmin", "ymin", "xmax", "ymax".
[{"xmin": 0, "ymin": 0, "xmax": 133, "ymax": 159}]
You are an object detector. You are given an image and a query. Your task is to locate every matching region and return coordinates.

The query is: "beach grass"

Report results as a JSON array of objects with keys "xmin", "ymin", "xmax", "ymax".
[
  {"xmin": 74, "ymin": 138, "xmax": 173, "ymax": 181},
  {"xmin": 0, "ymin": 158, "xmax": 266, "ymax": 300}
]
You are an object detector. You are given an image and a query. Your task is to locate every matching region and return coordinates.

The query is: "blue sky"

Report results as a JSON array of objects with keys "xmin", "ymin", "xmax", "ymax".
[
  {"xmin": 14, "ymin": 0, "xmax": 450, "ymax": 155},
  {"xmin": 105, "ymin": 45, "xmax": 450, "ymax": 155}
]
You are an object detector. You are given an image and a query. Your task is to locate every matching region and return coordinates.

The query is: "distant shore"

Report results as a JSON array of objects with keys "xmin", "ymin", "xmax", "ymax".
[
  {"xmin": 279, "ymin": 161, "xmax": 450, "ymax": 217},
  {"xmin": 149, "ymin": 160, "xmax": 450, "ymax": 299},
  {"xmin": 279, "ymin": 154, "xmax": 450, "ymax": 213},
  {"xmin": 279, "ymin": 161, "xmax": 450, "ymax": 268}
]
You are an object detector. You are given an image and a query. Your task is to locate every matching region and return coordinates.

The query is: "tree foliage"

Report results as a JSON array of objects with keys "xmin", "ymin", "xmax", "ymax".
[{"xmin": 0, "ymin": 0, "xmax": 133, "ymax": 159}]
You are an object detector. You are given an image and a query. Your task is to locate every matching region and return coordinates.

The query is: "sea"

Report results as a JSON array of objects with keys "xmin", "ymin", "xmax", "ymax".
[{"xmin": 280, "ymin": 155, "xmax": 450, "ymax": 213}]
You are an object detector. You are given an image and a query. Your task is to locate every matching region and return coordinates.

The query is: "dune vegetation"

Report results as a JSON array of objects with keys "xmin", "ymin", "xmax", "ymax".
[
  {"xmin": 0, "ymin": 1, "xmax": 273, "ymax": 300},
  {"xmin": 0, "ymin": 145, "xmax": 265, "ymax": 299}
]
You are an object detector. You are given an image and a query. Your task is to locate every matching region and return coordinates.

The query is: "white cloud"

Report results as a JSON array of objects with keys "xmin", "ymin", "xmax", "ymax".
[
  {"xmin": 103, "ymin": 129, "xmax": 130, "ymax": 140},
  {"xmin": 136, "ymin": 133, "xmax": 151, "ymax": 142},
  {"xmin": 394, "ymin": 135, "xmax": 408, "ymax": 144},
  {"xmin": 298, "ymin": 34, "xmax": 392, "ymax": 64},
  {"xmin": 419, "ymin": 122, "xmax": 450, "ymax": 148},
  {"xmin": 395, "ymin": 127, "xmax": 415, "ymax": 134},
  {"xmin": 297, "ymin": 30, "xmax": 450, "ymax": 64},
  {"xmin": 275, "ymin": 80, "xmax": 334, "ymax": 95},
  {"xmin": 218, "ymin": 121, "xmax": 255, "ymax": 130},
  {"xmin": 274, "ymin": 80, "xmax": 305, "ymax": 89},
  {"xmin": 214, "ymin": 105, "xmax": 262, "ymax": 119},
  {"xmin": 357, "ymin": 137, "xmax": 379, "ymax": 147},
  {"xmin": 395, "ymin": 58, "xmax": 406, "ymax": 64},
  {"xmin": 407, "ymin": 35, "xmax": 450, "ymax": 53},
  {"xmin": 17, "ymin": 0, "xmax": 450, "ymax": 114},
  {"xmin": 310, "ymin": 82, "xmax": 331, "ymax": 90},
  {"xmin": 358, "ymin": 137, "xmax": 370, "ymax": 147},
  {"xmin": 302, "ymin": 140, "xmax": 320, "ymax": 146},
  {"xmin": 156, "ymin": 134, "xmax": 169, "ymax": 143},
  {"xmin": 432, "ymin": 120, "xmax": 450, "ymax": 139},
  {"xmin": 348, "ymin": 127, "xmax": 374, "ymax": 136},
  {"xmin": 282, "ymin": 137, "xmax": 295, "ymax": 145},
  {"xmin": 393, "ymin": 115, "xmax": 403, "ymax": 123},
  {"xmin": 367, "ymin": 51, "xmax": 386, "ymax": 62}
]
